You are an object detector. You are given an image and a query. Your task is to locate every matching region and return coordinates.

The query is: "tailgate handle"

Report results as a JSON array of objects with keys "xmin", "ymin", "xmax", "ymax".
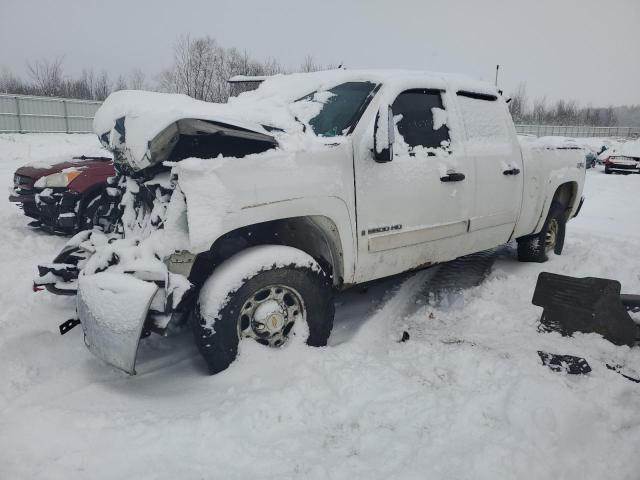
[
  {"xmin": 503, "ymin": 168, "xmax": 521, "ymax": 176},
  {"xmin": 440, "ymin": 172, "xmax": 466, "ymax": 182}
]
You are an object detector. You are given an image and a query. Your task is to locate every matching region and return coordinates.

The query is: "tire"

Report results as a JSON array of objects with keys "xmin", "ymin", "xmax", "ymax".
[
  {"xmin": 192, "ymin": 245, "xmax": 335, "ymax": 375},
  {"xmin": 517, "ymin": 201, "xmax": 566, "ymax": 263},
  {"xmin": 604, "ymin": 167, "xmax": 611, "ymax": 174}
]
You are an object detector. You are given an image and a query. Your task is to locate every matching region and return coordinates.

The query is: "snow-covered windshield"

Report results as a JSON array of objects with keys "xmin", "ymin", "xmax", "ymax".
[{"xmin": 297, "ymin": 81, "xmax": 378, "ymax": 137}]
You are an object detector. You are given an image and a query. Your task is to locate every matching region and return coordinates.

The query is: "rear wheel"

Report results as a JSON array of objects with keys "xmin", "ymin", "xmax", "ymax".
[
  {"xmin": 517, "ymin": 201, "xmax": 566, "ymax": 263},
  {"xmin": 192, "ymin": 246, "xmax": 335, "ymax": 374}
]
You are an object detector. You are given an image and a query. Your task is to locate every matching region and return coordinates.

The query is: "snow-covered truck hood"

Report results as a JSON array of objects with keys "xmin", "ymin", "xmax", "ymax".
[{"xmin": 94, "ymin": 90, "xmax": 280, "ymax": 172}]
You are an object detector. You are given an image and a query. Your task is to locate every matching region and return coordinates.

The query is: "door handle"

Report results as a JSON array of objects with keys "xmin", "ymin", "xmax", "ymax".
[
  {"xmin": 503, "ymin": 168, "xmax": 521, "ymax": 176},
  {"xmin": 440, "ymin": 172, "xmax": 466, "ymax": 182}
]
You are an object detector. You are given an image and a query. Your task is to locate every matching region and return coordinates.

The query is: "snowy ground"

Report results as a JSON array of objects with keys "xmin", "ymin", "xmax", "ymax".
[{"xmin": 1, "ymin": 134, "xmax": 640, "ymax": 479}]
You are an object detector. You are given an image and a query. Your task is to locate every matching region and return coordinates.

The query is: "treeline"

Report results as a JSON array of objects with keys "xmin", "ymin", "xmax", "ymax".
[
  {"xmin": 506, "ymin": 82, "xmax": 640, "ymax": 127},
  {"xmin": 1, "ymin": 37, "xmax": 638, "ymax": 127},
  {"xmin": 0, "ymin": 35, "xmax": 332, "ymax": 102},
  {"xmin": 0, "ymin": 58, "xmax": 126, "ymax": 101}
]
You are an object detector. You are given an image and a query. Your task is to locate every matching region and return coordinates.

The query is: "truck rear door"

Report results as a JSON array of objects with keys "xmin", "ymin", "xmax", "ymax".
[{"xmin": 455, "ymin": 91, "xmax": 523, "ymax": 242}]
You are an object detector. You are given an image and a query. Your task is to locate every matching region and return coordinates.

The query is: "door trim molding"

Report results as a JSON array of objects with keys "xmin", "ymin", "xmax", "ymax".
[{"xmin": 368, "ymin": 220, "xmax": 468, "ymax": 252}]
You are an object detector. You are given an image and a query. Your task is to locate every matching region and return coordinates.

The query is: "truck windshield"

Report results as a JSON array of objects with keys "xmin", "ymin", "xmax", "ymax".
[{"xmin": 299, "ymin": 81, "xmax": 378, "ymax": 137}]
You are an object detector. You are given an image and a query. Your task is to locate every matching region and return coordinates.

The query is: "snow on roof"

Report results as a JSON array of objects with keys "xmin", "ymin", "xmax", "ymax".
[
  {"xmin": 227, "ymin": 75, "xmax": 268, "ymax": 83},
  {"xmin": 598, "ymin": 139, "xmax": 640, "ymax": 160},
  {"xmin": 617, "ymin": 139, "xmax": 640, "ymax": 158}
]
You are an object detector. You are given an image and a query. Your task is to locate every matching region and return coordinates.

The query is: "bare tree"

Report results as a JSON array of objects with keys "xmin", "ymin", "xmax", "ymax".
[
  {"xmin": 531, "ymin": 96, "xmax": 547, "ymax": 124},
  {"xmin": 0, "ymin": 67, "xmax": 31, "ymax": 95},
  {"xmin": 114, "ymin": 75, "xmax": 128, "ymax": 92},
  {"xmin": 601, "ymin": 106, "xmax": 617, "ymax": 126},
  {"xmin": 129, "ymin": 68, "xmax": 146, "ymax": 90},
  {"xmin": 27, "ymin": 57, "xmax": 65, "ymax": 96},
  {"xmin": 159, "ymin": 35, "xmax": 219, "ymax": 101},
  {"xmin": 159, "ymin": 35, "xmax": 290, "ymax": 102},
  {"xmin": 508, "ymin": 82, "xmax": 528, "ymax": 124},
  {"xmin": 92, "ymin": 71, "xmax": 112, "ymax": 100},
  {"xmin": 260, "ymin": 57, "xmax": 285, "ymax": 76},
  {"xmin": 301, "ymin": 54, "xmax": 317, "ymax": 73}
]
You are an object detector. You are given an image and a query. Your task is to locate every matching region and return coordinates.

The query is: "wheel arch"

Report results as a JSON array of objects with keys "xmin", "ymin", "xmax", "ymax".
[
  {"xmin": 532, "ymin": 180, "xmax": 580, "ymax": 234},
  {"xmin": 187, "ymin": 215, "xmax": 346, "ymax": 294},
  {"xmin": 552, "ymin": 181, "xmax": 579, "ymax": 218}
]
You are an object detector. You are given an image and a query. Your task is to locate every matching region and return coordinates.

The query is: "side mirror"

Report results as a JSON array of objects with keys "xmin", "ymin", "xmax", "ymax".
[{"xmin": 373, "ymin": 105, "xmax": 394, "ymax": 163}]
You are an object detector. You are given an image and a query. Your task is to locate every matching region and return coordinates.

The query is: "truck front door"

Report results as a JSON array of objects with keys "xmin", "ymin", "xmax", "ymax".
[{"xmin": 353, "ymin": 87, "xmax": 475, "ymax": 282}]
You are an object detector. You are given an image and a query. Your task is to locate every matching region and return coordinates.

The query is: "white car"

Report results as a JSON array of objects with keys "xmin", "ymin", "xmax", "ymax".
[{"xmin": 38, "ymin": 70, "xmax": 586, "ymax": 375}]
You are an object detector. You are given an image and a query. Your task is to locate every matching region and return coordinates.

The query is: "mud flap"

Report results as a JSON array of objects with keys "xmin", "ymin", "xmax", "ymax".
[
  {"xmin": 77, "ymin": 273, "xmax": 158, "ymax": 374},
  {"xmin": 532, "ymin": 272, "xmax": 637, "ymax": 347}
]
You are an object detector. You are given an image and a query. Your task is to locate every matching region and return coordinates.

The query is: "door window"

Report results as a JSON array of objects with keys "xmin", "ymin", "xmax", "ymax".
[
  {"xmin": 456, "ymin": 91, "xmax": 510, "ymax": 149},
  {"xmin": 391, "ymin": 89, "xmax": 450, "ymax": 153}
]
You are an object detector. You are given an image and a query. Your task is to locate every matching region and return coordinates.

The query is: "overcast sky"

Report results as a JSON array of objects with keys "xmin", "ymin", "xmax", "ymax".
[{"xmin": 1, "ymin": 0, "xmax": 638, "ymax": 106}]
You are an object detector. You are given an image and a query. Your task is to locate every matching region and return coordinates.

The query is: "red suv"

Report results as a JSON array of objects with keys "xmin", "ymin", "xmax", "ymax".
[{"xmin": 9, "ymin": 155, "xmax": 115, "ymax": 234}]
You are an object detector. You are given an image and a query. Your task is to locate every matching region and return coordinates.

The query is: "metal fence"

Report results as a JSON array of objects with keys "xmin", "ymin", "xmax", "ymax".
[
  {"xmin": 2, "ymin": 93, "xmax": 640, "ymax": 139},
  {"xmin": 516, "ymin": 124, "xmax": 640, "ymax": 139},
  {"xmin": 0, "ymin": 94, "xmax": 102, "ymax": 133}
]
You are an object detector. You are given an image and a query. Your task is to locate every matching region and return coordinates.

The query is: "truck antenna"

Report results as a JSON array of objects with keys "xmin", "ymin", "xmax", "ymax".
[{"xmin": 495, "ymin": 64, "xmax": 500, "ymax": 88}]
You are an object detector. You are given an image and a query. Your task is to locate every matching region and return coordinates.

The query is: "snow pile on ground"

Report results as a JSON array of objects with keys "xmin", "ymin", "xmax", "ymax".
[{"xmin": 1, "ymin": 134, "xmax": 640, "ymax": 479}]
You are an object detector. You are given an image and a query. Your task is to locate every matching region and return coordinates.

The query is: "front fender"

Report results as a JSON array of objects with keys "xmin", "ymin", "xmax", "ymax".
[{"xmin": 192, "ymin": 196, "xmax": 357, "ymax": 284}]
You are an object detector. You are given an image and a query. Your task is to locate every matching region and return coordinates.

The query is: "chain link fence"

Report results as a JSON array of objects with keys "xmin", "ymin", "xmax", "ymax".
[{"xmin": 0, "ymin": 94, "xmax": 101, "ymax": 133}]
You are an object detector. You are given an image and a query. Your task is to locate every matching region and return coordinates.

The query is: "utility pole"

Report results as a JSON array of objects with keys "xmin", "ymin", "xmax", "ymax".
[{"xmin": 495, "ymin": 64, "xmax": 500, "ymax": 88}]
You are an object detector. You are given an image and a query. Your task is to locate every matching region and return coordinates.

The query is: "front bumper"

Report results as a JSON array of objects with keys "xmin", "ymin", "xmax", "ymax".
[
  {"xmin": 607, "ymin": 163, "xmax": 640, "ymax": 173},
  {"xmin": 77, "ymin": 273, "xmax": 158, "ymax": 374},
  {"xmin": 9, "ymin": 189, "xmax": 40, "ymax": 219},
  {"xmin": 10, "ymin": 187, "xmax": 80, "ymax": 232},
  {"xmin": 35, "ymin": 189, "xmax": 79, "ymax": 231}
]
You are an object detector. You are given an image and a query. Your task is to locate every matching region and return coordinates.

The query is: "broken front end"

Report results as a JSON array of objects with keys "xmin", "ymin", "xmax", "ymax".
[
  {"xmin": 37, "ymin": 170, "xmax": 195, "ymax": 374},
  {"xmin": 36, "ymin": 86, "xmax": 295, "ymax": 374}
]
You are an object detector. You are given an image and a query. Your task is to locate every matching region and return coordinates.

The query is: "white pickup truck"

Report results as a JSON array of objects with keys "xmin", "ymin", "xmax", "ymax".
[{"xmin": 38, "ymin": 70, "xmax": 586, "ymax": 375}]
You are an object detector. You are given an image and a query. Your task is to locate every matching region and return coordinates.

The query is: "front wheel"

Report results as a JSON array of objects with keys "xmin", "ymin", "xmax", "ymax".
[
  {"xmin": 517, "ymin": 201, "xmax": 566, "ymax": 263},
  {"xmin": 192, "ymin": 245, "xmax": 335, "ymax": 374}
]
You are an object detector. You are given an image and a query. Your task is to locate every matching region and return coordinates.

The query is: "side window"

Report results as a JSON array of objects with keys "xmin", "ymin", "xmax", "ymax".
[
  {"xmin": 391, "ymin": 89, "xmax": 450, "ymax": 152},
  {"xmin": 456, "ymin": 91, "xmax": 510, "ymax": 147}
]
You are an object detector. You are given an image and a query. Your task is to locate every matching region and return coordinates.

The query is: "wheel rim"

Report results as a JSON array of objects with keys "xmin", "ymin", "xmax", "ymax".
[
  {"xmin": 238, "ymin": 284, "xmax": 305, "ymax": 347},
  {"xmin": 545, "ymin": 218, "xmax": 558, "ymax": 252}
]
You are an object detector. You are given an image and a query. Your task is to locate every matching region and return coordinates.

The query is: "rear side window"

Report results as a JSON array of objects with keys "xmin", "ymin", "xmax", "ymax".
[
  {"xmin": 392, "ymin": 89, "xmax": 450, "ymax": 152},
  {"xmin": 456, "ymin": 91, "xmax": 510, "ymax": 147}
]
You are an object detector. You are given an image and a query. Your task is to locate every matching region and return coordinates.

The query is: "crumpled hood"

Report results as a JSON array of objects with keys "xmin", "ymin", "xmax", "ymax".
[{"xmin": 93, "ymin": 90, "xmax": 282, "ymax": 172}]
